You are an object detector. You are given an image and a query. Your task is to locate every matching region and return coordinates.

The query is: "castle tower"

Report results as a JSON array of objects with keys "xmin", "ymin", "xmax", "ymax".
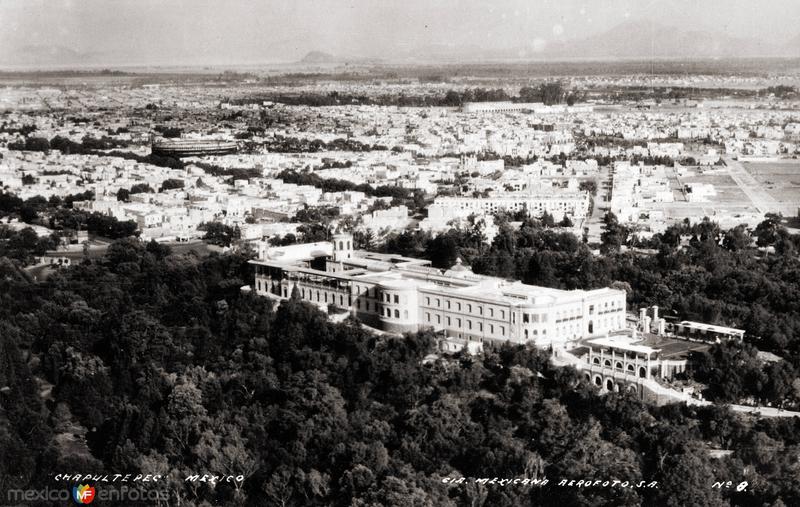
[{"xmin": 332, "ymin": 233, "xmax": 353, "ymax": 262}]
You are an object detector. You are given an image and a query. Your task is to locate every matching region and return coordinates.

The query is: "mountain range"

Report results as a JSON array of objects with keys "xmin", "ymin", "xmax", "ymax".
[
  {"xmin": 307, "ymin": 20, "xmax": 800, "ymax": 64},
  {"xmin": 1, "ymin": 20, "xmax": 798, "ymax": 68},
  {"xmin": 382, "ymin": 20, "xmax": 798, "ymax": 63}
]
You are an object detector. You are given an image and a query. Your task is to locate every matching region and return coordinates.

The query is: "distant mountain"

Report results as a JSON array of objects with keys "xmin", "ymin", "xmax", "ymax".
[
  {"xmin": 300, "ymin": 51, "xmax": 336, "ymax": 64},
  {"xmin": 389, "ymin": 20, "xmax": 785, "ymax": 63},
  {"xmin": 546, "ymin": 20, "xmax": 778, "ymax": 59}
]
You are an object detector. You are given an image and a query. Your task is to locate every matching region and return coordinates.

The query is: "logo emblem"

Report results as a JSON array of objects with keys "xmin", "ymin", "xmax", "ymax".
[{"xmin": 73, "ymin": 484, "xmax": 96, "ymax": 504}]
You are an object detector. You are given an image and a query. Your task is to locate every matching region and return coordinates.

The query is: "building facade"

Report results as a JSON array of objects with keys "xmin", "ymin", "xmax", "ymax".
[
  {"xmin": 251, "ymin": 234, "xmax": 626, "ymax": 348},
  {"xmin": 431, "ymin": 192, "xmax": 591, "ymax": 221}
]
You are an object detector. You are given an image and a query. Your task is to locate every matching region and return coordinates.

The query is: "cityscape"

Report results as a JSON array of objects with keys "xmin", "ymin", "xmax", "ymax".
[{"xmin": 2, "ymin": 1, "xmax": 800, "ymax": 506}]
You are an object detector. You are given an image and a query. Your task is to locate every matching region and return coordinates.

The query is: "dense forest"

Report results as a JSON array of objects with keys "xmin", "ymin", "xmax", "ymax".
[{"xmin": 2, "ymin": 238, "xmax": 800, "ymax": 506}]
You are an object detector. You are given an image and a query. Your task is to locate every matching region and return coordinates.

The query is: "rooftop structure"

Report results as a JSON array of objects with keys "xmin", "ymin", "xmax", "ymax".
[{"xmin": 672, "ymin": 320, "xmax": 745, "ymax": 342}]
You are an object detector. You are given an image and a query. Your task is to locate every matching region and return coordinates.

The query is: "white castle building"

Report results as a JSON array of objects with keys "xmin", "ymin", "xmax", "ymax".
[{"xmin": 251, "ymin": 234, "xmax": 626, "ymax": 348}]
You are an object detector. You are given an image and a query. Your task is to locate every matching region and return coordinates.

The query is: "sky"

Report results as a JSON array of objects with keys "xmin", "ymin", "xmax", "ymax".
[{"xmin": 1, "ymin": 0, "xmax": 799, "ymax": 65}]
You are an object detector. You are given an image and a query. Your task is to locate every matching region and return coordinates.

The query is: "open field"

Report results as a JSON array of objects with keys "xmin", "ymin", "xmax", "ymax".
[{"xmin": 743, "ymin": 162, "xmax": 800, "ymax": 215}]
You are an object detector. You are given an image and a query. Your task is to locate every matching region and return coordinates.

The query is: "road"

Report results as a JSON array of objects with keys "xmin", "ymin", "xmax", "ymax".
[{"xmin": 723, "ymin": 157, "xmax": 780, "ymax": 215}]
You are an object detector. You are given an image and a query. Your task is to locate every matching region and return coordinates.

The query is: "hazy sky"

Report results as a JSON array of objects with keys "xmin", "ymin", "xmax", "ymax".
[{"xmin": 1, "ymin": 0, "xmax": 799, "ymax": 65}]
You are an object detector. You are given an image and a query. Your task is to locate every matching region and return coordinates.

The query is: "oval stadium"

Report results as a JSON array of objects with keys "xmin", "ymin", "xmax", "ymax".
[{"xmin": 151, "ymin": 139, "xmax": 238, "ymax": 157}]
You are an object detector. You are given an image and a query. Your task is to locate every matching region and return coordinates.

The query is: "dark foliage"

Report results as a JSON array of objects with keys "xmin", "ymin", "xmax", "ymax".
[{"xmin": 0, "ymin": 239, "xmax": 796, "ymax": 505}]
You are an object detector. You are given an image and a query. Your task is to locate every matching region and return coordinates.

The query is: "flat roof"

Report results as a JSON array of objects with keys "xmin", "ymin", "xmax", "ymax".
[
  {"xmin": 585, "ymin": 335, "xmax": 660, "ymax": 355},
  {"xmin": 252, "ymin": 242, "xmax": 624, "ymax": 307},
  {"xmin": 679, "ymin": 320, "xmax": 745, "ymax": 334}
]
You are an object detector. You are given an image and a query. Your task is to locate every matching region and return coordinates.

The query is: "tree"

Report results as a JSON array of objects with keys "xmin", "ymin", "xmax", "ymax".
[
  {"xmin": 116, "ymin": 188, "xmax": 130, "ymax": 202},
  {"xmin": 601, "ymin": 212, "xmax": 628, "ymax": 253},
  {"xmin": 427, "ymin": 234, "xmax": 460, "ymax": 269},
  {"xmin": 443, "ymin": 90, "xmax": 463, "ymax": 107},
  {"xmin": 540, "ymin": 211, "xmax": 556, "ymax": 228},
  {"xmin": 755, "ymin": 213, "xmax": 782, "ymax": 247},
  {"xmin": 579, "ymin": 180, "xmax": 598, "ymax": 195},
  {"xmin": 199, "ymin": 222, "xmax": 241, "ymax": 247},
  {"xmin": 130, "ymin": 183, "xmax": 154, "ymax": 194},
  {"xmin": 159, "ymin": 179, "xmax": 184, "ymax": 192},
  {"xmin": 723, "ymin": 224, "xmax": 751, "ymax": 251},
  {"xmin": 650, "ymin": 449, "xmax": 727, "ymax": 507}
]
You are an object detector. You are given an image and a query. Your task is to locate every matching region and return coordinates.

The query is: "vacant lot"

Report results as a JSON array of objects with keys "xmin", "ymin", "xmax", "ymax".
[{"xmin": 743, "ymin": 162, "xmax": 800, "ymax": 215}]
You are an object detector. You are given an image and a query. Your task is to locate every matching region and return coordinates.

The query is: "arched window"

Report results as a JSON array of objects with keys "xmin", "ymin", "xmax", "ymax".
[
  {"xmin": 606, "ymin": 379, "xmax": 614, "ymax": 391},
  {"xmin": 639, "ymin": 366, "xmax": 647, "ymax": 378},
  {"xmin": 593, "ymin": 357, "xmax": 600, "ymax": 365},
  {"xmin": 627, "ymin": 364, "xmax": 635, "ymax": 373},
  {"xmin": 394, "ymin": 309, "xmax": 399, "ymax": 318},
  {"xmin": 604, "ymin": 359, "xmax": 611, "ymax": 368},
  {"xmin": 615, "ymin": 361, "xmax": 623, "ymax": 370}
]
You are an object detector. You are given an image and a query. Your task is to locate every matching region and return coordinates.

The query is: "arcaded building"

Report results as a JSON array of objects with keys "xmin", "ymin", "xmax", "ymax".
[{"xmin": 251, "ymin": 234, "xmax": 627, "ymax": 348}]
